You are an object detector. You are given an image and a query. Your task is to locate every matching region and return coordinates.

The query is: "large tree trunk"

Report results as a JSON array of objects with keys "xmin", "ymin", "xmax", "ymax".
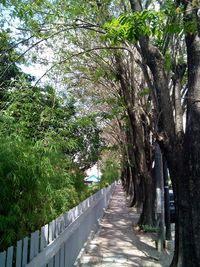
[
  {"xmin": 184, "ymin": 41, "xmax": 200, "ymax": 264},
  {"xmin": 169, "ymin": 1, "xmax": 200, "ymax": 266},
  {"xmin": 137, "ymin": 172, "xmax": 155, "ymax": 226},
  {"xmin": 128, "ymin": 0, "xmax": 200, "ymax": 265},
  {"xmin": 170, "ymin": 2, "xmax": 200, "ymax": 266}
]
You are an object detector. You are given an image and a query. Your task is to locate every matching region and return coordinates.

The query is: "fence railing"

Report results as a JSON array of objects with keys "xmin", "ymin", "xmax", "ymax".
[{"xmin": 0, "ymin": 183, "xmax": 115, "ymax": 267}]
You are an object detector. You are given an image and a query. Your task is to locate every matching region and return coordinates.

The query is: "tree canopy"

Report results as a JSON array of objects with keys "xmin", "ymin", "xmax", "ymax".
[{"xmin": 1, "ymin": 0, "xmax": 200, "ymax": 266}]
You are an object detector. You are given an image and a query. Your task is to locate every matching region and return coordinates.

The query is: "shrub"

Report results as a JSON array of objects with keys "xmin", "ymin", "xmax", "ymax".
[
  {"xmin": 141, "ymin": 224, "xmax": 158, "ymax": 233},
  {"xmin": 100, "ymin": 160, "xmax": 119, "ymax": 187},
  {"xmin": 0, "ymin": 136, "xmax": 80, "ymax": 250}
]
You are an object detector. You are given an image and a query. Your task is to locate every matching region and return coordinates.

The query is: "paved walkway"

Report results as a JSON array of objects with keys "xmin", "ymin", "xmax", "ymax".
[{"xmin": 78, "ymin": 184, "xmax": 172, "ymax": 267}]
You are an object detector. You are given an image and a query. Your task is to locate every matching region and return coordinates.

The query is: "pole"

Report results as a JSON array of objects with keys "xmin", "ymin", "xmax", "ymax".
[
  {"xmin": 163, "ymin": 157, "xmax": 172, "ymax": 240},
  {"xmin": 155, "ymin": 144, "xmax": 165, "ymax": 252}
]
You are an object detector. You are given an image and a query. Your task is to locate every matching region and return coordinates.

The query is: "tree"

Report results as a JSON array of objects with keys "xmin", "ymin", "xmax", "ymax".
[
  {"xmin": 0, "ymin": 79, "xmax": 103, "ymax": 250},
  {"xmin": 3, "ymin": 0, "xmax": 200, "ymax": 265},
  {"xmin": 2, "ymin": 0, "xmax": 157, "ymax": 226},
  {"xmin": 0, "ymin": 30, "xmax": 29, "ymax": 109},
  {"xmin": 100, "ymin": 159, "xmax": 119, "ymax": 187},
  {"xmin": 107, "ymin": 0, "xmax": 200, "ymax": 265},
  {"xmin": 0, "ymin": 29, "xmax": 104, "ymax": 251}
]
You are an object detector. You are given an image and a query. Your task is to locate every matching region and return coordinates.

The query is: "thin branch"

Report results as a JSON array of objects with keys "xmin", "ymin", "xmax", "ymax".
[
  {"xmin": 34, "ymin": 45, "xmax": 134, "ymax": 85},
  {"xmin": 0, "ymin": 22, "xmax": 107, "ymax": 80},
  {"xmin": 0, "ymin": 28, "xmax": 70, "ymax": 81},
  {"xmin": 0, "ymin": 35, "xmax": 34, "ymax": 54}
]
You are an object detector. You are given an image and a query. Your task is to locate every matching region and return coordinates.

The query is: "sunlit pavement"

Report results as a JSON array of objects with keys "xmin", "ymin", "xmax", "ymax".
[{"xmin": 77, "ymin": 184, "xmax": 172, "ymax": 267}]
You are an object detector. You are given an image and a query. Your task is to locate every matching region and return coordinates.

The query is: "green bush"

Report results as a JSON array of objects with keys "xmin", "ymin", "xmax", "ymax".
[
  {"xmin": 100, "ymin": 160, "xmax": 119, "ymax": 187},
  {"xmin": 141, "ymin": 224, "xmax": 158, "ymax": 233},
  {"xmin": 0, "ymin": 83, "xmax": 103, "ymax": 250},
  {"xmin": 0, "ymin": 136, "xmax": 80, "ymax": 250}
]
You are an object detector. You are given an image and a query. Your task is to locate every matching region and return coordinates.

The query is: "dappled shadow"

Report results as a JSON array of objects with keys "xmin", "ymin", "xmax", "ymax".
[{"xmin": 79, "ymin": 185, "xmax": 170, "ymax": 267}]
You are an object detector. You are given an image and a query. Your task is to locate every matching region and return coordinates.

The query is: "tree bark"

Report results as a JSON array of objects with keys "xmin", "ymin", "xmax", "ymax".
[
  {"xmin": 169, "ymin": 1, "xmax": 200, "ymax": 266},
  {"xmin": 128, "ymin": 0, "xmax": 200, "ymax": 265},
  {"xmin": 115, "ymin": 51, "xmax": 155, "ymax": 225}
]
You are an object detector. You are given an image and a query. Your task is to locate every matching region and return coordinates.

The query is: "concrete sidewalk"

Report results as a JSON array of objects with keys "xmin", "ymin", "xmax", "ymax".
[{"xmin": 77, "ymin": 184, "xmax": 173, "ymax": 267}]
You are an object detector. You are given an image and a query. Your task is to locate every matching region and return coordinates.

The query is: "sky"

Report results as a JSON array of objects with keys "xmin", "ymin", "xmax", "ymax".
[
  {"xmin": 20, "ymin": 64, "xmax": 49, "ymax": 81},
  {"xmin": 86, "ymin": 164, "xmax": 102, "ymax": 178}
]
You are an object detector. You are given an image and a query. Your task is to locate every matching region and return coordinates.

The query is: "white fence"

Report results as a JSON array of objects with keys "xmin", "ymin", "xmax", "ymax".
[{"xmin": 0, "ymin": 183, "xmax": 115, "ymax": 267}]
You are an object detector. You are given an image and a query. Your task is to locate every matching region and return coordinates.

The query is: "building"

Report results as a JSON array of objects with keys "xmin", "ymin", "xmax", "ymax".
[{"xmin": 84, "ymin": 175, "xmax": 100, "ymax": 185}]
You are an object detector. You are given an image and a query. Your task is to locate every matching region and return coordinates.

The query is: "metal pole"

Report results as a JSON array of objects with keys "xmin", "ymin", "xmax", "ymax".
[
  {"xmin": 163, "ymin": 157, "xmax": 172, "ymax": 240},
  {"xmin": 155, "ymin": 144, "xmax": 165, "ymax": 252}
]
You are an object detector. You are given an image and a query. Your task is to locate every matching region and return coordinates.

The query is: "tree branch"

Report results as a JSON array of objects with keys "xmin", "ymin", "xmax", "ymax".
[{"xmin": 34, "ymin": 45, "xmax": 135, "ymax": 85}]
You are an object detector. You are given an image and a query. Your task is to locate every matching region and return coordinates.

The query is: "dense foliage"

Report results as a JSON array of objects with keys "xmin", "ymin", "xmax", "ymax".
[
  {"xmin": 0, "ymin": 136, "xmax": 80, "ymax": 249},
  {"xmin": 0, "ymin": 89, "xmax": 103, "ymax": 250},
  {"xmin": 1, "ymin": 0, "xmax": 200, "ymax": 265},
  {"xmin": 0, "ymin": 31, "xmax": 104, "ymax": 250},
  {"xmin": 100, "ymin": 160, "xmax": 119, "ymax": 187}
]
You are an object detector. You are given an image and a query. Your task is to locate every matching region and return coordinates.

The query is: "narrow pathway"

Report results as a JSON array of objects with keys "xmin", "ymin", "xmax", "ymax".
[{"xmin": 78, "ymin": 184, "xmax": 172, "ymax": 267}]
